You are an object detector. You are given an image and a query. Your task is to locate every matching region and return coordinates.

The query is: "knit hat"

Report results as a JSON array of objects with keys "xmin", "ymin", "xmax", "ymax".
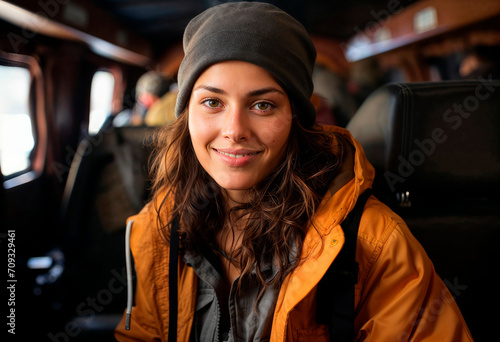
[
  {"xmin": 135, "ymin": 71, "xmax": 171, "ymax": 98},
  {"xmin": 175, "ymin": 1, "xmax": 317, "ymax": 127}
]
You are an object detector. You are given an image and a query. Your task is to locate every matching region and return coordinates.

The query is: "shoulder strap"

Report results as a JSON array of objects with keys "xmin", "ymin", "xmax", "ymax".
[
  {"xmin": 168, "ymin": 216, "xmax": 180, "ymax": 342},
  {"xmin": 316, "ymin": 188, "xmax": 372, "ymax": 341}
]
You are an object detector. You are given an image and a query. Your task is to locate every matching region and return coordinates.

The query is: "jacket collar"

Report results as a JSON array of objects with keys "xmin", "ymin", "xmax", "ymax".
[
  {"xmin": 313, "ymin": 125, "xmax": 375, "ymax": 236},
  {"xmin": 273, "ymin": 125, "xmax": 375, "ymax": 322}
]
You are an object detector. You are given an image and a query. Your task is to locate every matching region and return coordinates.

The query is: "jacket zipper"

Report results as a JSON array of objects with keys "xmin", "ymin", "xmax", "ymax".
[{"xmin": 215, "ymin": 297, "xmax": 221, "ymax": 342}]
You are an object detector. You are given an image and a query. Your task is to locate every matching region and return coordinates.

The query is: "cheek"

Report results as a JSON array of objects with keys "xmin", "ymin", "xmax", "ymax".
[
  {"xmin": 189, "ymin": 118, "xmax": 218, "ymax": 160},
  {"xmin": 261, "ymin": 115, "xmax": 292, "ymax": 147},
  {"xmin": 188, "ymin": 117, "xmax": 203, "ymax": 154}
]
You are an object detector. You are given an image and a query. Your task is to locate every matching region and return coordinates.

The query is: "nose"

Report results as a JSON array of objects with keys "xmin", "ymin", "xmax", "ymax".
[{"xmin": 221, "ymin": 105, "xmax": 251, "ymax": 142}]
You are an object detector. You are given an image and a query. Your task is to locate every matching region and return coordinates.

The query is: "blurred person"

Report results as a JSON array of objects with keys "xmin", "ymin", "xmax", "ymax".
[
  {"xmin": 459, "ymin": 45, "xmax": 500, "ymax": 79},
  {"xmin": 312, "ymin": 36, "xmax": 357, "ymax": 127},
  {"xmin": 114, "ymin": 70, "xmax": 172, "ymax": 126},
  {"xmin": 144, "ymin": 84, "xmax": 178, "ymax": 126}
]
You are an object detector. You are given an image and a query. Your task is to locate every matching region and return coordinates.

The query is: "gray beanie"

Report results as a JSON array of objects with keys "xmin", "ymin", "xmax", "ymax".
[{"xmin": 175, "ymin": 1, "xmax": 317, "ymax": 127}]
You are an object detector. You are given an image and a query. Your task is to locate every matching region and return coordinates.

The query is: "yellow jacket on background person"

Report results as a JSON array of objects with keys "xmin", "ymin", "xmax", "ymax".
[
  {"xmin": 144, "ymin": 90, "xmax": 178, "ymax": 127},
  {"xmin": 115, "ymin": 126, "xmax": 472, "ymax": 341}
]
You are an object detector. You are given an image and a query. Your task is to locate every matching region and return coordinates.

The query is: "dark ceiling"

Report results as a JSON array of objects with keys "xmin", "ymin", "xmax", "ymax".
[{"xmin": 89, "ymin": 0, "xmax": 419, "ymax": 57}]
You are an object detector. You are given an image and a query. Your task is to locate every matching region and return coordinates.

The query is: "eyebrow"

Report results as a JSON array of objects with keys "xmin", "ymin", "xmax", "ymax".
[
  {"xmin": 192, "ymin": 85, "xmax": 286, "ymax": 97},
  {"xmin": 193, "ymin": 85, "xmax": 226, "ymax": 94}
]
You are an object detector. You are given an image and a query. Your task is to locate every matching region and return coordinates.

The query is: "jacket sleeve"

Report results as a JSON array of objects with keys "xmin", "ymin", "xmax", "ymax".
[
  {"xmin": 114, "ymin": 213, "xmax": 163, "ymax": 341},
  {"xmin": 354, "ymin": 207, "xmax": 473, "ymax": 341}
]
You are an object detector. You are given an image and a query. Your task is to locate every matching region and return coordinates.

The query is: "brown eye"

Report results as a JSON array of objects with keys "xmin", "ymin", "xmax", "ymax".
[
  {"xmin": 254, "ymin": 102, "xmax": 271, "ymax": 111},
  {"xmin": 206, "ymin": 99, "xmax": 220, "ymax": 108}
]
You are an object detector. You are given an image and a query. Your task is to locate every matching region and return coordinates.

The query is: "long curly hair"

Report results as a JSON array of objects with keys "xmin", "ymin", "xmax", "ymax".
[{"xmin": 149, "ymin": 109, "xmax": 344, "ymax": 297}]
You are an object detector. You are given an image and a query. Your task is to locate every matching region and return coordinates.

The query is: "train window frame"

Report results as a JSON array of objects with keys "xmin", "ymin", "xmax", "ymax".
[{"xmin": 0, "ymin": 50, "xmax": 47, "ymax": 188}]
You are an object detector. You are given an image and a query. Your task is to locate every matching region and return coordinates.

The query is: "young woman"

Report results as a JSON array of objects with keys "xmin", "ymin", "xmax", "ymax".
[{"xmin": 115, "ymin": 2, "xmax": 472, "ymax": 341}]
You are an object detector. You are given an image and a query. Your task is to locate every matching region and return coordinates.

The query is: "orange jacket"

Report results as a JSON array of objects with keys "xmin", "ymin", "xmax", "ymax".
[{"xmin": 115, "ymin": 126, "xmax": 473, "ymax": 341}]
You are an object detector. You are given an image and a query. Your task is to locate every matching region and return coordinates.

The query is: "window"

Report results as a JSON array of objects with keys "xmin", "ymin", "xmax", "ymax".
[
  {"xmin": 89, "ymin": 70, "xmax": 115, "ymax": 134},
  {"xmin": 0, "ymin": 65, "xmax": 33, "ymax": 176}
]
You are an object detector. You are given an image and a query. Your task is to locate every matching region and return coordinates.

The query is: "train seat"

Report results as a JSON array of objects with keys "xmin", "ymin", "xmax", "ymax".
[
  {"xmin": 347, "ymin": 80, "xmax": 500, "ymax": 341},
  {"xmin": 58, "ymin": 124, "xmax": 155, "ymax": 340}
]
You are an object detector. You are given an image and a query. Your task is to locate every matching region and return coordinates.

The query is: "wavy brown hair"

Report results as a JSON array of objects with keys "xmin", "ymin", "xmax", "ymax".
[{"xmin": 149, "ymin": 110, "xmax": 344, "ymax": 297}]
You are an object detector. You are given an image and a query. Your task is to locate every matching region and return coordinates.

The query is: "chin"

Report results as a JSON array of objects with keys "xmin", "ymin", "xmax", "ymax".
[
  {"xmin": 215, "ymin": 178, "xmax": 258, "ymax": 192},
  {"xmin": 219, "ymin": 183, "xmax": 254, "ymax": 191}
]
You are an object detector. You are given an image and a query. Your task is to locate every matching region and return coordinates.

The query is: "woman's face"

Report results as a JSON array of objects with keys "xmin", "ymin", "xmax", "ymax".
[{"xmin": 188, "ymin": 61, "xmax": 292, "ymax": 202}]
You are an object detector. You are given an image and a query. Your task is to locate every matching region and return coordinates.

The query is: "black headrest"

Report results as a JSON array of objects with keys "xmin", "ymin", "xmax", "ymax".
[{"xmin": 347, "ymin": 80, "xmax": 500, "ymax": 200}]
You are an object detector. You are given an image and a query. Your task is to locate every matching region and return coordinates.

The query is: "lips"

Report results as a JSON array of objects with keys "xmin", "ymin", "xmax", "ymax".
[
  {"xmin": 213, "ymin": 148, "xmax": 259, "ymax": 158},
  {"xmin": 212, "ymin": 148, "xmax": 261, "ymax": 166}
]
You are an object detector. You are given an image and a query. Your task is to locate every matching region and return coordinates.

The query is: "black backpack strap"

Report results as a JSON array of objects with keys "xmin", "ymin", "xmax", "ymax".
[
  {"xmin": 316, "ymin": 188, "xmax": 372, "ymax": 341},
  {"xmin": 168, "ymin": 216, "xmax": 180, "ymax": 342}
]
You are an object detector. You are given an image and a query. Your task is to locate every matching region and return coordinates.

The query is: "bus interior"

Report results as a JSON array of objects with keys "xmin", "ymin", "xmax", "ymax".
[{"xmin": 1, "ymin": 0, "xmax": 499, "ymax": 340}]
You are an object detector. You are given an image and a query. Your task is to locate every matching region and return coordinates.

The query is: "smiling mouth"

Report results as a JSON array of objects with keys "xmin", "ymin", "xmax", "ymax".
[{"xmin": 213, "ymin": 148, "xmax": 261, "ymax": 158}]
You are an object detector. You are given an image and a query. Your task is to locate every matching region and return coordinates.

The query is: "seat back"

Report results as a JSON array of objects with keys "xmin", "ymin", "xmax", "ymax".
[
  {"xmin": 347, "ymin": 80, "xmax": 500, "ymax": 341},
  {"xmin": 58, "ymin": 125, "xmax": 156, "ymax": 336}
]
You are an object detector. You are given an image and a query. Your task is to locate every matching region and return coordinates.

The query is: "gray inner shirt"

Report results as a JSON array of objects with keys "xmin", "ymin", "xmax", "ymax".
[{"xmin": 183, "ymin": 248, "xmax": 280, "ymax": 342}]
